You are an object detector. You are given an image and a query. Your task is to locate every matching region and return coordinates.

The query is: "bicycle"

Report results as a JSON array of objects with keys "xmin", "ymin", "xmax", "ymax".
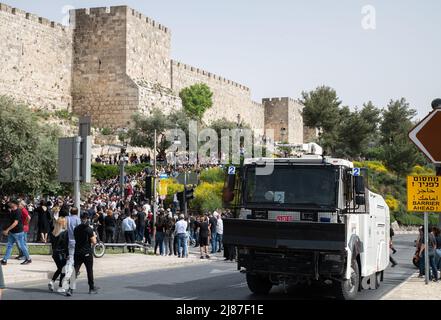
[{"xmin": 91, "ymin": 222, "xmax": 106, "ymax": 258}]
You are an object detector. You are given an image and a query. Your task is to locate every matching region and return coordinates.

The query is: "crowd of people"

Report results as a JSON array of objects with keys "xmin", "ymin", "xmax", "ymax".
[
  {"xmin": 414, "ymin": 226, "xmax": 441, "ymax": 282},
  {"xmin": 0, "ymin": 160, "xmax": 235, "ymax": 298}
]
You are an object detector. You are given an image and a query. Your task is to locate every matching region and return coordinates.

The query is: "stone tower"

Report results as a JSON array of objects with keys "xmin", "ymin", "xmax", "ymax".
[{"xmin": 262, "ymin": 97, "xmax": 304, "ymax": 144}]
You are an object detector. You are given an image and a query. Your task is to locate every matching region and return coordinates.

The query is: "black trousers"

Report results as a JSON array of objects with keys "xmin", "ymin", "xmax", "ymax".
[
  {"xmin": 105, "ymin": 228, "xmax": 115, "ymax": 243},
  {"xmin": 124, "ymin": 231, "xmax": 135, "ymax": 252},
  {"xmin": 74, "ymin": 253, "xmax": 94, "ymax": 290},
  {"xmin": 52, "ymin": 253, "xmax": 67, "ymax": 284}
]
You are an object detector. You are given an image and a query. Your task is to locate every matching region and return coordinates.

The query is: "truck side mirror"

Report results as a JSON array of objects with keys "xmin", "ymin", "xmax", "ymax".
[
  {"xmin": 354, "ymin": 176, "xmax": 365, "ymax": 194},
  {"xmin": 222, "ymin": 174, "xmax": 235, "ymax": 204}
]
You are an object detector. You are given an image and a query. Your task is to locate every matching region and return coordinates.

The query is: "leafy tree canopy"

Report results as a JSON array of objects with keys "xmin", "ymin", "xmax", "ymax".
[
  {"xmin": 0, "ymin": 96, "xmax": 61, "ymax": 195},
  {"xmin": 179, "ymin": 83, "xmax": 214, "ymax": 121}
]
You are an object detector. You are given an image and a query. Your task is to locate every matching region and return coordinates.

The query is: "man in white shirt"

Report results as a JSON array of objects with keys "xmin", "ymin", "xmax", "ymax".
[
  {"xmin": 216, "ymin": 213, "xmax": 224, "ymax": 252},
  {"xmin": 175, "ymin": 214, "xmax": 188, "ymax": 258},
  {"xmin": 122, "ymin": 214, "xmax": 137, "ymax": 253}
]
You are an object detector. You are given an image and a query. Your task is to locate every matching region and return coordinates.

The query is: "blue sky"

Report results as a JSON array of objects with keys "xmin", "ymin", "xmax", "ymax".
[{"xmin": 4, "ymin": 0, "xmax": 441, "ymax": 118}]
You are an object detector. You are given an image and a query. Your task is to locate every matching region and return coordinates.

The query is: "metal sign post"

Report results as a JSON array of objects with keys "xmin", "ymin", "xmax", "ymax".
[
  {"xmin": 424, "ymin": 212, "xmax": 429, "ymax": 285},
  {"xmin": 152, "ymin": 129, "xmax": 157, "ymax": 249},
  {"xmin": 73, "ymin": 136, "xmax": 82, "ymax": 212}
]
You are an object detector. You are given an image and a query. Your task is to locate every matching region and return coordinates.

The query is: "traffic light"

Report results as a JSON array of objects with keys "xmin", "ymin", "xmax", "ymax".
[
  {"xmin": 145, "ymin": 176, "xmax": 152, "ymax": 200},
  {"xmin": 185, "ymin": 187, "xmax": 194, "ymax": 201}
]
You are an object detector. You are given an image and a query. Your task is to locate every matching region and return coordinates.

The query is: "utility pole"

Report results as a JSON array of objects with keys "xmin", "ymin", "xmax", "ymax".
[
  {"xmin": 73, "ymin": 136, "xmax": 82, "ymax": 212},
  {"xmin": 184, "ymin": 170, "xmax": 187, "ymax": 216},
  {"xmin": 432, "ymin": 99, "xmax": 441, "ymax": 229},
  {"xmin": 153, "ymin": 130, "xmax": 157, "ymax": 226}
]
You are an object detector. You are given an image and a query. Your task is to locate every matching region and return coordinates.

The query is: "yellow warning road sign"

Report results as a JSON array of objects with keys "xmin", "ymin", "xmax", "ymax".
[{"xmin": 407, "ymin": 176, "xmax": 441, "ymax": 212}]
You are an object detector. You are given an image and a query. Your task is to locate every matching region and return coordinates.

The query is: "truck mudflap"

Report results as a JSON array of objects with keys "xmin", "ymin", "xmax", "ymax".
[{"xmin": 223, "ymin": 219, "xmax": 346, "ymax": 251}]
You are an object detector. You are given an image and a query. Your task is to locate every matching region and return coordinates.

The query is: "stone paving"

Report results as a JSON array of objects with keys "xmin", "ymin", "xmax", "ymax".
[{"xmin": 382, "ymin": 272, "xmax": 441, "ymax": 300}]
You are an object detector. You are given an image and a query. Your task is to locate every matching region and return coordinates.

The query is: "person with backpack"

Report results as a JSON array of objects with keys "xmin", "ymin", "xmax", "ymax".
[{"xmin": 48, "ymin": 217, "xmax": 69, "ymax": 292}]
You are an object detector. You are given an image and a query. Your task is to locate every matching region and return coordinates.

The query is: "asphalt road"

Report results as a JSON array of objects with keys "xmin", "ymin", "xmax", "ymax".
[{"xmin": 3, "ymin": 234, "xmax": 417, "ymax": 300}]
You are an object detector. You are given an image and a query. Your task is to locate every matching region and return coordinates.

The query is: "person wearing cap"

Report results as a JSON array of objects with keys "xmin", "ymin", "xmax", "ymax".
[{"xmin": 175, "ymin": 214, "xmax": 188, "ymax": 258}]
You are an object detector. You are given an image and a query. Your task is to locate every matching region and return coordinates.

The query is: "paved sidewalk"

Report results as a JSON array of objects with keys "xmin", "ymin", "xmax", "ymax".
[
  {"xmin": 2, "ymin": 247, "xmax": 226, "ymax": 285},
  {"xmin": 382, "ymin": 272, "xmax": 441, "ymax": 300}
]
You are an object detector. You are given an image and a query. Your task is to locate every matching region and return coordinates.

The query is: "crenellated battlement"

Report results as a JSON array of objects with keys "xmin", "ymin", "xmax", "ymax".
[
  {"xmin": 262, "ymin": 97, "xmax": 299, "ymax": 104},
  {"xmin": 0, "ymin": 2, "xmax": 68, "ymax": 31},
  {"xmin": 171, "ymin": 60, "xmax": 250, "ymax": 92},
  {"xmin": 72, "ymin": 5, "xmax": 169, "ymax": 33}
]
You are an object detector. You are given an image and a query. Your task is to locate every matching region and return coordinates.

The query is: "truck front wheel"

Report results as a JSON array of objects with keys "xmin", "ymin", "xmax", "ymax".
[
  {"xmin": 334, "ymin": 259, "xmax": 360, "ymax": 300},
  {"xmin": 246, "ymin": 273, "xmax": 273, "ymax": 295}
]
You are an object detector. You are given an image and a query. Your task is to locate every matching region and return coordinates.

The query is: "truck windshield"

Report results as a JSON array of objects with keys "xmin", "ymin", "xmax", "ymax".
[{"xmin": 244, "ymin": 165, "xmax": 338, "ymax": 208}]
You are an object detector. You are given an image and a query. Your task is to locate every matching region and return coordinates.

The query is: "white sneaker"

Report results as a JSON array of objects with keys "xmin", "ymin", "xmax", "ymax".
[
  {"xmin": 57, "ymin": 287, "xmax": 66, "ymax": 294},
  {"xmin": 48, "ymin": 281, "xmax": 54, "ymax": 292}
]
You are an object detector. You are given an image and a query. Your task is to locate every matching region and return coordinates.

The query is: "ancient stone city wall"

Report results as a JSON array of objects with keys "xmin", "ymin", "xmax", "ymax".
[{"xmin": 0, "ymin": 3, "xmax": 72, "ymax": 112}]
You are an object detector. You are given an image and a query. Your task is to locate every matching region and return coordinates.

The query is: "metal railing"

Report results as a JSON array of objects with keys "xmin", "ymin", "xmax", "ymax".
[{"xmin": 0, "ymin": 242, "xmax": 151, "ymax": 255}]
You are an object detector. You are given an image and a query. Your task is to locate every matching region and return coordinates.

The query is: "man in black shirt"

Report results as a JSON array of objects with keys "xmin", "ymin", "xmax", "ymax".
[
  {"xmin": 135, "ymin": 204, "xmax": 146, "ymax": 242},
  {"xmin": 67, "ymin": 212, "xmax": 98, "ymax": 296},
  {"xmin": 1, "ymin": 201, "xmax": 32, "ymax": 265},
  {"xmin": 209, "ymin": 213, "xmax": 218, "ymax": 254}
]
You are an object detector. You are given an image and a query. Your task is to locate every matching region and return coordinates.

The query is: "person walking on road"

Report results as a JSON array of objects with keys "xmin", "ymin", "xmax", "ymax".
[
  {"xmin": 122, "ymin": 213, "xmax": 137, "ymax": 253},
  {"xmin": 48, "ymin": 217, "xmax": 69, "ymax": 292},
  {"xmin": 15, "ymin": 200, "xmax": 31, "ymax": 260},
  {"xmin": 389, "ymin": 227, "xmax": 397, "ymax": 267},
  {"xmin": 175, "ymin": 214, "xmax": 188, "ymax": 258},
  {"xmin": 1, "ymin": 200, "xmax": 32, "ymax": 265},
  {"xmin": 67, "ymin": 212, "xmax": 99, "ymax": 296},
  {"xmin": 390, "ymin": 227, "xmax": 397, "ymax": 254},
  {"xmin": 61, "ymin": 207, "xmax": 81, "ymax": 293}
]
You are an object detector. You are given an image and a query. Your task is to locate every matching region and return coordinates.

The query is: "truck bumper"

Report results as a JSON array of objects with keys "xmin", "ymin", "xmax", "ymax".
[{"xmin": 238, "ymin": 248, "xmax": 346, "ymax": 278}]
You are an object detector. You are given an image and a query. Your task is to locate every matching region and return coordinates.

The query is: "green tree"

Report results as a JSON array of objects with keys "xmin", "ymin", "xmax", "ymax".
[
  {"xmin": 334, "ymin": 103, "xmax": 381, "ymax": 159},
  {"xmin": 179, "ymin": 83, "xmax": 214, "ymax": 120},
  {"xmin": 127, "ymin": 108, "xmax": 192, "ymax": 159},
  {"xmin": 380, "ymin": 98, "xmax": 423, "ymax": 178},
  {"xmin": 300, "ymin": 86, "xmax": 342, "ymax": 154},
  {"xmin": 0, "ymin": 96, "xmax": 61, "ymax": 195},
  {"xmin": 301, "ymin": 86, "xmax": 342, "ymax": 132}
]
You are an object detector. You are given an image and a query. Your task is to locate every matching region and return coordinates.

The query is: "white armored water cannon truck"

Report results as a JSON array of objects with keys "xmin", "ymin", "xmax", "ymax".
[{"xmin": 222, "ymin": 143, "xmax": 390, "ymax": 300}]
